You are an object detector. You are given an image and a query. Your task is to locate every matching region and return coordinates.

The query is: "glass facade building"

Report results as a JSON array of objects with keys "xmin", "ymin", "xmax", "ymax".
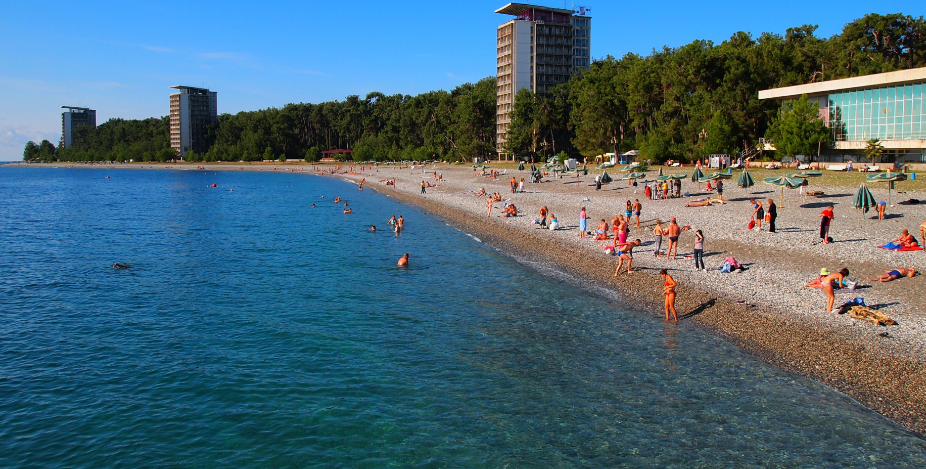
[{"xmin": 829, "ymin": 83, "xmax": 925, "ymax": 142}]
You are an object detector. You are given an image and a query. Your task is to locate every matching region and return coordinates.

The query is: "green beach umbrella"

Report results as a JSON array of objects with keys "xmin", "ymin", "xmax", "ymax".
[
  {"xmin": 698, "ymin": 172, "xmax": 732, "ymax": 182},
  {"xmin": 517, "ymin": 162, "xmax": 525, "ymax": 171},
  {"xmin": 669, "ymin": 173, "xmax": 688, "ymax": 180},
  {"xmin": 691, "ymin": 166, "xmax": 704, "ymax": 189},
  {"xmin": 852, "ymin": 184, "xmax": 877, "ymax": 220},
  {"xmin": 867, "ymin": 172, "xmax": 907, "ymax": 205},
  {"xmin": 763, "ymin": 176, "xmax": 804, "ymax": 208},
  {"xmin": 597, "ymin": 162, "xmax": 615, "ymax": 169},
  {"xmin": 788, "ymin": 171, "xmax": 823, "ymax": 179},
  {"xmin": 600, "ymin": 171, "xmax": 613, "ymax": 184},
  {"xmin": 621, "ymin": 165, "xmax": 638, "ymax": 172},
  {"xmin": 530, "ymin": 164, "xmax": 537, "ymax": 172},
  {"xmin": 622, "ymin": 172, "xmax": 647, "ymax": 180},
  {"xmin": 656, "ymin": 175, "xmax": 672, "ymax": 181},
  {"xmin": 737, "ymin": 169, "xmax": 755, "ymax": 192}
]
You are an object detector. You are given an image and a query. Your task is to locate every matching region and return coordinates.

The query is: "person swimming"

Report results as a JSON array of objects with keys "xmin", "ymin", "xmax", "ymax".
[
  {"xmin": 371, "ymin": 225, "xmax": 377, "ymax": 231},
  {"xmin": 112, "ymin": 263, "xmax": 130, "ymax": 269},
  {"xmin": 397, "ymin": 253, "xmax": 409, "ymax": 267}
]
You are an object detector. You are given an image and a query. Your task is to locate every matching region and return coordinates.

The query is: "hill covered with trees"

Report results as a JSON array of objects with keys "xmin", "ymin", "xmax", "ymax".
[{"xmin": 25, "ymin": 12, "xmax": 925, "ymax": 163}]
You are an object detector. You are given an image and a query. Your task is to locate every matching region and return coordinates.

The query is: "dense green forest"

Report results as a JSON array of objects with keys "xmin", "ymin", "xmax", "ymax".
[{"xmin": 24, "ymin": 12, "xmax": 926, "ymax": 163}]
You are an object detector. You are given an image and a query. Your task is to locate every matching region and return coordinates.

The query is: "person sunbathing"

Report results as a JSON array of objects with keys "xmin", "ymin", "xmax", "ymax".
[
  {"xmin": 493, "ymin": 193, "xmax": 502, "ymax": 202},
  {"xmin": 502, "ymin": 204, "xmax": 519, "ymax": 217},
  {"xmin": 867, "ymin": 267, "xmax": 916, "ymax": 282},
  {"xmin": 891, "ymin": 230, "xmax": 919, "ymax": 248},
  {"xmin": 594, "ymin": 219, "xmax": 610, "ymax": 240},
  {"xmin": 685, "ymin": 197, "xmax": 722, "ymax": 207},
  {"xmin": 474, "ymin": 188, "xmax": 486, "ymax": 197}
]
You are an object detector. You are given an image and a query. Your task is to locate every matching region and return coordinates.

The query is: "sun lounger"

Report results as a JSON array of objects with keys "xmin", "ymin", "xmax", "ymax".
[{"xmin": 826, "ymin": 164, "xmax": 847, "ymax": 171}]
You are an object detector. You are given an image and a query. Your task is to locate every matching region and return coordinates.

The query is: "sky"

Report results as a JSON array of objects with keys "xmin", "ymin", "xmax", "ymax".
[{"xmin": 0, "ymin": 0, "xmax": 919, "ymax": 161}]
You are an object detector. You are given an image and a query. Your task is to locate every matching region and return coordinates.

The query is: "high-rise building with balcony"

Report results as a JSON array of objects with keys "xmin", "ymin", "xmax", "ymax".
[
  {"xmin": 169, "ymin": 86, "xmax": 217, "ymax": 158},
  {"xmin": 61, "ymin": 106, "xmax": 96, "ymax": 148},
  {"xmin": 495, "ymin": 3, "xmax": 591, "ymax": 154}
]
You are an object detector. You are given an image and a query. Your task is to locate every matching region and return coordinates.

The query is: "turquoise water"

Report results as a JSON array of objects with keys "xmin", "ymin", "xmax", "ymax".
[{"xmin": 0, "ymin": 167, "xmax": 924, "ymax": 467}]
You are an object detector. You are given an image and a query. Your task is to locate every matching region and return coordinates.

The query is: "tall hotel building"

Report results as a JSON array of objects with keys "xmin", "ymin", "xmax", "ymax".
[
  {"xmin": 495, "ymin": 3, "xmax": 591, "ymax": 154},
  {"xmin": 61, "ymin": 106, "xmax": 96, "ymax": 148},
  {"xmin": 169, "ymin": 86, "xmax": 217, "ymax": 158}
]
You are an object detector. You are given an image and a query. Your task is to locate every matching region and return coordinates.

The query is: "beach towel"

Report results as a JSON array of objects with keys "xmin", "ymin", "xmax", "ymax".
[
  {"xmin": 848, "ymin": 305, "xmax": 896, "ymax": 326},
  {"xmin": 878, "ymin": 243, "xmax": 924, "ymax": 251}
]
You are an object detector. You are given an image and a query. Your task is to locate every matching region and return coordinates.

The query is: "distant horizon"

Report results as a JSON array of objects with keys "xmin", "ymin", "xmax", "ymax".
[{"xmin": 1, "ymin": 0, "xmax": 919, "ymax": 161}]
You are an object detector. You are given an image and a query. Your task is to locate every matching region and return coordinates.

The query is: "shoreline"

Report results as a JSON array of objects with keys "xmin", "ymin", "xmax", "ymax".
[{"xmin": 10, "ymin": 161, "xmax": 926, "ymax": 434}]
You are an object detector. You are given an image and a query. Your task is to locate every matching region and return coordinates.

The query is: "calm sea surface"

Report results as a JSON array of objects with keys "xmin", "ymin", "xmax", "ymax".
[{"xmin": 1, "ymin": 167, "xmax": 924, "ymax": 467}]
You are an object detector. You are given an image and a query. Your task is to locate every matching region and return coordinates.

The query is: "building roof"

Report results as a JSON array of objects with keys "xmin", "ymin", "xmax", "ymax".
[
  {"xmin": 170, "ymin": 85, "xmax": 214, "ymax": 92},
  {"xmin": 61, "ymin": 106, "xmax": 94, "ymax": 111},
  {"xmin": 495, "ymin": 2, "xmax": 575, "ymax": 16},
  {"xmin": 759, "ymin": 67, "xmax": 926, "ymax": 100}
]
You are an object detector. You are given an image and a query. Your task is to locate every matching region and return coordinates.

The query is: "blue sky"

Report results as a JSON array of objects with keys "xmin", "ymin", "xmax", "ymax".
[{"xmin": 0, "ymin": 0, "xmax": 918, "ymax": 161}]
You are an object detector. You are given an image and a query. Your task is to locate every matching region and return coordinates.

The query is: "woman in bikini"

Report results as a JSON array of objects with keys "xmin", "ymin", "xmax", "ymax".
[
  {"xmin": 660, "ymin": 269, "xmax": 678, "ymax": 322},
  {"xmin": 624, "ymin": 201, "xmax": 633, "ymax": 223},
  {"xmin": 821, "ymin": 268, "xmax": 849, "ymax": 313}
]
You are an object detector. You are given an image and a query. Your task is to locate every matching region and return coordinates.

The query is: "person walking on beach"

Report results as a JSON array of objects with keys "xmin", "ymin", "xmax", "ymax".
[
  {"xmin": 716, "ymin": 179, "xmax": 724, "ymax": 200},
  {"xmin": 665, "ymin": 218, "xmax": 681, "ymax": 260},
  {"xmin": 819, "ymin": 204, "xmax": 834, "ymax": 244},
  {"xmin": 486, "ymin": 197, "xmax": 494, "ymax": 217},
  {"xmin": 510, "ymin": 177, "xmax": 517, "ymax": 194},
  {"xmin": 653, "ymin": 220, "xmax": 664, "ymax": 257},
  {"xmin": 579, "ymin": 207, "xmax": 587, "ymax": 239},
  {"xmin": 595, "ymin": 174, "xmax": 602, "ymax": 190},
  {"xmin": 519, "ymin": 177, "xmax": 524, "ymax": 193},
  {"xmin": 767, "ymin": 199, "xmax": 777, "ymax": 233},
  {"xmin": 660, "ymin": 269, "xmax": 678, "ymax": 322},
  {"xmin": 693, "ymin": 229, "xmax": 705, "ymax": 271},
  {"xmin": 633, "ymin": 199, "xmax": 642, "ymax": 228},
  {"xmin": 421, "ymin": 180, "xmax": 427, "ymax": 194},
  {"xmin": 539, "ymin": 206, "xmax": 548, "ymax": 228},
  {"xmin": 613, "ymin": 239, "xmax": 641, "ymax": 276}
]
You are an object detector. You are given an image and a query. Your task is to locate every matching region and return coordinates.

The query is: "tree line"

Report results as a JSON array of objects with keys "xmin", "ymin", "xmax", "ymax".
[{"xmin": 24, "ymin": 12, "xmax": 925, "ymax": 163}]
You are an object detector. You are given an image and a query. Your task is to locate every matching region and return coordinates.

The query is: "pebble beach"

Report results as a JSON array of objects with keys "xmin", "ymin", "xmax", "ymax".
[{"xmin": 331, "ymin": 161, "xmax": 926, "ymax": 434}]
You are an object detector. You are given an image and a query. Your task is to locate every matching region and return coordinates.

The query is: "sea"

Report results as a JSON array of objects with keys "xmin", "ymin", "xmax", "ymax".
[{"xmin": 1, "ymin": 167, "xmax": 925, "ymax": 468}]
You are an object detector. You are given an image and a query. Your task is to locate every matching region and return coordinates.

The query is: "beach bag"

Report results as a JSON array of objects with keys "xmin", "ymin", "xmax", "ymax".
[
  {"xmin": 764, "ymin": 213, "xmax": 771, "ymax": 222},
  {"xmin": 844, "ymin": 279, "xmax": 858, "ymax": 290},
  {"xmin": 748, "ymin": 219, "xmax": 756, "ymax": 230}
]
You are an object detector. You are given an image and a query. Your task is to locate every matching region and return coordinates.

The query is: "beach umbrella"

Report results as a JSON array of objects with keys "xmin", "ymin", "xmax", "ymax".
[
  {"xmin": 597, "ymin": 162, "xmax": 615, "ymax": 169},
  {"xmin": 867, "ymin": 172, "xmax": 907, "ymax": 205},
  {"xmin": 656, "ymin": 175, "xmax": 672, "ymax": 181},
  {"xmin": 763, "ymin": 176, "xmax": 804, "ymax": 208},
  {"xmin": 691, "ymin": 166, "xmax": 704, "ymax": 189},
  {"xmin": 698, "ymin": 172, "xmax": 732, "ymax": 182},
  {"xmin": 621, "ymin": 165, "xmax": 638, "ymax": 172},
  {"xmin": 600, "ymin": 171, "xmax": 613, "ymax": 184},
  {"xmin": 669, "ymin": 173, "xmax": 688, "ymax": 180},
  {"xmin": 737, "ymin": 169, "xmax": 755, "ymax": 192},
  {"xmin": 852, "ymin": 184, "xmax": 877, "ymax": 220},
  {"xmin": 788, "ymin": 171, "xmax": 823, "ymax": 179},
  {"xmin": 530, "ymin": 164, "xmax": 537, "ymax": 172},
  {"xmin": 517, "ymin": 162, "xmax": 524, "ymax": 171},
  {"xmin": 622, "ymin": 172, "xmax": 647, "ymax": 180}
]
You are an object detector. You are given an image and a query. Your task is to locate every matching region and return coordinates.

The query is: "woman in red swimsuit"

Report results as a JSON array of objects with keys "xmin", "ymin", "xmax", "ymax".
[{"xmin": 660, "ymin": 269, "xmax": 678, "ymax": 322}]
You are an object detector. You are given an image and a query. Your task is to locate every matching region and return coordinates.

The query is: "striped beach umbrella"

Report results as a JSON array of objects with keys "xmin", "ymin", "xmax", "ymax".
[
  {"xmin": 852, "ymin": 184, "xmax": 877, "ymax": 220},
  {"xmin": 737, "ymin": 169, "xmax": 755, "ymax": 192}
]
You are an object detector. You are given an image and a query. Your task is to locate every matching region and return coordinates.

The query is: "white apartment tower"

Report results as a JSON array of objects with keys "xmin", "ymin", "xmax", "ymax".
[
  {"xmin": 496, "ymin": 3, "xmax": 591, "ymax": 154},
  {"xmin": 169, "ymin": 86, "xmax": 218, "ymax": 158}
]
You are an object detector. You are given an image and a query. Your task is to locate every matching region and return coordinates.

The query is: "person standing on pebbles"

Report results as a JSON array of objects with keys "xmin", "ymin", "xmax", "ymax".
[
  {"xmin": 767, "ymin": 198, "xmax": 778, "ymax": 233},
  {"xmin": 579, "ymin": 207, "xmax": 587, "ymax": 239},
  {"xmin": 819, "ymin": 205, "xmax": 834, "ymax": 244},
  {"xmin": 660, "ymin": 269, "xmax": 678, "ymax": 322},
  {"xmin": 665, "ymin": 218, "xmax": 681, "ymax": 260}
]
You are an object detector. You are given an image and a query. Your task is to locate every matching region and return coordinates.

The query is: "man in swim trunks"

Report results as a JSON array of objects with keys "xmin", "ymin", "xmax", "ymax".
[
  {"xmin": 867, "ymin": 267, "xmax": 916, "ymax": 282},
  {"xmin": 665, "ymin": 218, "xmax": 681, "ymax": 260},
  {"xmin": 398, "ymin": 253, "xmax": 409, "ymax": 267},
  {"xmin": 633, "ymin": 199, "xmax": 642, "ymax": 228},
  {"xmin": 613, "ymin": 239, "xmax": 641, "ymax": 276}
]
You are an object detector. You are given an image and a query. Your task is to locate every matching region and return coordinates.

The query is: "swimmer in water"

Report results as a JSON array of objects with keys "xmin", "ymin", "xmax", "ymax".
[
  {"xmin": 343, "ymin": 208, "xmax": 352, "ymax": 214},
  {"xmin": 112, "ymin": 263, "xmax": 130, "ymax": 269},
  {"xmin": 312, "ymin": 203, "xmax": 316, "ymax": 207},
  {"xmin": 371, "ymin": 226, "xmax": 377, "ymax": 231},
  {"xmin": 398, "ymin": 253, "xmax": 409, "ymax": 267}
]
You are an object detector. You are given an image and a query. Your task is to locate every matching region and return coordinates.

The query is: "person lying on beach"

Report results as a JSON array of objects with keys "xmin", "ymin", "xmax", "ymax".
[
  {"xmin": 502, "ymin": 204, "xmax": 519, "ymax": 217},
  {"xmin": 613, "ymin": 239, "xmax": 641, "ymax": 276},
  {"xmin": 398, "ymin": 253, "xmax": 409, "ymax": 267},
  {"xmin": 867, "ymin": 267, "xmax": 916, "ymax": 282},
  {"xmin": 719, "ymin": 255, "xmax": 744, "ymax": 273},
  {"xmin": 474, "ymin": 188, "xmax": 486, "ymax": 197},
  {"xmin": 685, "ymin": 197, "xmax": 725, "ymax": 207}
]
